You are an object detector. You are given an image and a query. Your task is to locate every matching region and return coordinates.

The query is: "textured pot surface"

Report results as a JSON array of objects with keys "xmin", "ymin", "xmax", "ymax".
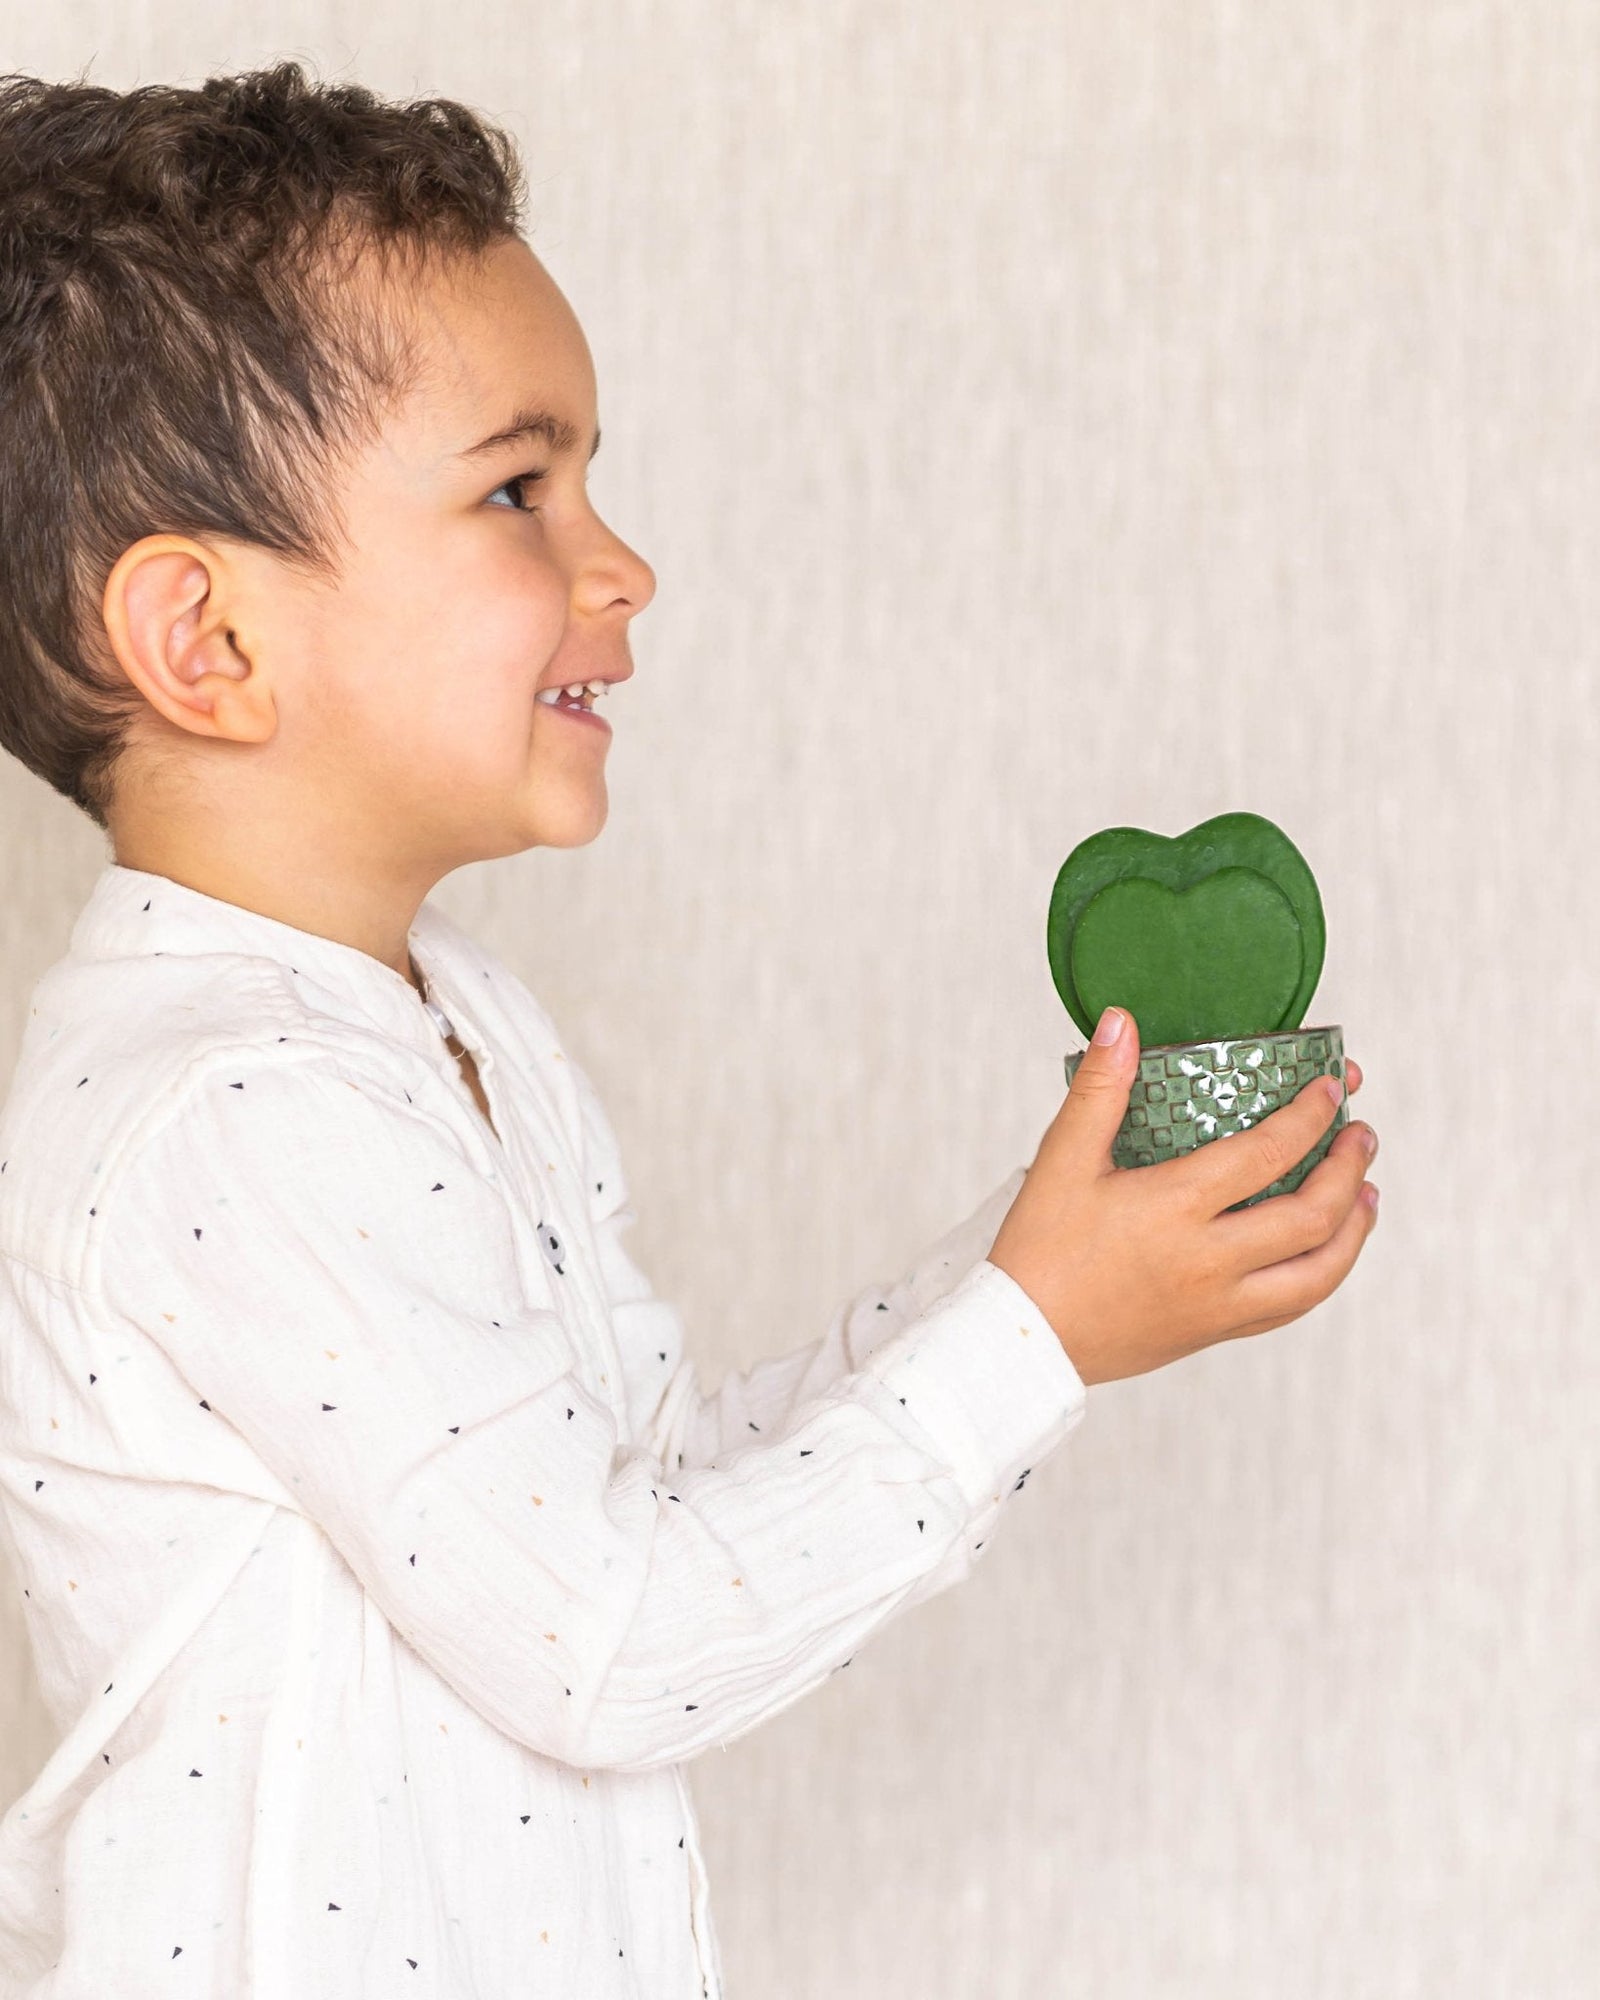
[{"xmin": 1062, "ymin": 1024, "xmax": 1346, "ymax": 1212}]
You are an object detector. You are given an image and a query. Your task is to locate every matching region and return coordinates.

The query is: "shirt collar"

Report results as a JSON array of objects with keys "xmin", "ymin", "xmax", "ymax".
[{"xmin": 68, "ymin": 863, "xmax": 473, "ymax": 1061}]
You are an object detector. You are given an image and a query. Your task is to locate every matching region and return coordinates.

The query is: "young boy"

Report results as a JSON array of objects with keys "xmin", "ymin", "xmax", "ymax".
[{"xmin": 0, "ymin": 62, "xmax": 1378, "ymax": 1999}]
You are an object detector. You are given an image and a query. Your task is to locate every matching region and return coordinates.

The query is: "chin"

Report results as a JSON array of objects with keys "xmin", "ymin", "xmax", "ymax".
[{"xmin": 524, "ymin": 794, "xmax": 609, "ymax": 850}]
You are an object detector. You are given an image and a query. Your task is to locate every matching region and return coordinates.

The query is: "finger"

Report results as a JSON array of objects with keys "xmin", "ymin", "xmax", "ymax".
[
  {"xmin": 1226, "ymin": 1175, "xmax": 1379, "ymax": 1327},
  {"xmin": 1158, "ymin": 1069, "xmax": 1347, "ymax": 1217},
  {"xmin": 1219, "ymin": 1303, "xmax": 1326, "ymax": 1345},
  {"xmin": 1346, "ymin": 1058, "xmax": 1363, "ymax": 1094},
  {"xmin": 1054, "ymin": 1006, "xmax": 1140, "ymax": 1169},
  {"xmin": 1212, "ymin": 1117, "xmax": 1376, "ymax": 1274}
]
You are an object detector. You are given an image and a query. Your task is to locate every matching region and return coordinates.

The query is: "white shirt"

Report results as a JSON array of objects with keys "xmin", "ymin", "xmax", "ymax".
[{"xmin": 0, "ymin": 863, "xmax": 1087, "ymax": 1997}]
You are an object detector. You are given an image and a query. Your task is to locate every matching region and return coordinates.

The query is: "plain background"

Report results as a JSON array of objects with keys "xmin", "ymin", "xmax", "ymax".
[{"xmin": 0, "ymin": 5, "xmax": 1593, "ymax": 1996}]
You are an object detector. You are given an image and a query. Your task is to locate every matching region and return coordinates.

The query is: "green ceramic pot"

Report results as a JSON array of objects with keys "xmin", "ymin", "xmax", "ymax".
[{"xmin": 1063, "ymin": 1022, "xmax": 1347, "ymax": 1213}]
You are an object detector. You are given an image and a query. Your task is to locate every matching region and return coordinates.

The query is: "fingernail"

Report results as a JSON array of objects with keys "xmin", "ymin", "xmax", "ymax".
[
  {"xmin": 1093, "ymin": 1006, "xmax": 1124, "ymax": 1046},
  {"xmin": 1323, "ymin": 1075, "xmax": 1343, "ymax": 1107},
  {"xmin": 1361, "ymin": 1127, "xmax": 1378, "ymax": 1159}
]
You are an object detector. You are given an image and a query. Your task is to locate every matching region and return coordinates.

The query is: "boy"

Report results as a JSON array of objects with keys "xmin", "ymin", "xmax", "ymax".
[{"xmin": 0, "ymin": 62, "xmax": 1377, "ymax": 1998}]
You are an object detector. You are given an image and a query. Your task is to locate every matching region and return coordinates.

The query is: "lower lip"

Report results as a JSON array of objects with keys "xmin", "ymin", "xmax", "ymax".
[{"xmin": 542, "ymin": 697, "xmax": 611, "ymax": 734}]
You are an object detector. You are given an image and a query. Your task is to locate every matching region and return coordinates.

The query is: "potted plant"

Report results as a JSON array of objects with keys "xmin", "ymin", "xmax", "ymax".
[{"xmin": 1053, "ymin": 811, "xmax": 1347, "ymax": 1212}]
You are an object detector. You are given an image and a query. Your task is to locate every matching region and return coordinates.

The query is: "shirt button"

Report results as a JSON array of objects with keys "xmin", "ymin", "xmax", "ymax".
[{"xmin": 536, "ymin": 1219, "xmax": 565, "ymax": 1276}]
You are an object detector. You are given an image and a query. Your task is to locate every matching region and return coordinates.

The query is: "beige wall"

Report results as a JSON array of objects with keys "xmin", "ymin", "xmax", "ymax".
[{"xmin": 1, "ymin": 5, "xmax": 1593, "ymax": 1992}]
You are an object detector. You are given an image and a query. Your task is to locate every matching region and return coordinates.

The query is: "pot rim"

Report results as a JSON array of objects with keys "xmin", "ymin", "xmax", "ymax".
[{"xmin": 1067, "ymin": 1022, "xmax": 1343, "ymax": 1058}]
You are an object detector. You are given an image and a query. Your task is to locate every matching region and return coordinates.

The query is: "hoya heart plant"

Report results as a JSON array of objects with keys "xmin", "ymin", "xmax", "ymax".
[{"xmin": 1053, "ymin": 811, "xmax": 1347, "ymax": 1211}]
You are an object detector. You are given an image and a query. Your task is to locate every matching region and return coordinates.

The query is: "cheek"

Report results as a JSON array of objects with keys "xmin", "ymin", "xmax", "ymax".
[
  {"xmin": 304, "ymin": 530, "xmax": 567, "ymax": 759},
  {"xmin": 409, "ymin": 663, "xmax": 536, "ymax": 768},
  {"xmin": 430, "ymin": 643, "xmax": 562, "ymax": 782},
  {"xmin": 438, "ymin": 550, "xmax": 568, "ymax": 710}
]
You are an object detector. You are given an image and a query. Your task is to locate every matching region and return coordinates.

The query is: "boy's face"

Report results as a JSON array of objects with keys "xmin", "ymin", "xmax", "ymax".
[{"xmin": 106, "ymin": 233, "xmax": 654, "ymax": 898}]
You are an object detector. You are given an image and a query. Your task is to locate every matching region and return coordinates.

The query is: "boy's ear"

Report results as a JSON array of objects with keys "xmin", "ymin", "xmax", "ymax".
[{"xmin": 100, "ymin": 534, "xmax": 277, "ymax": 745}]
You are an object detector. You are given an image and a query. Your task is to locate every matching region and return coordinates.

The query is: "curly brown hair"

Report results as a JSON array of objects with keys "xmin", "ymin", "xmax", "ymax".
[{"xmin": 0, "ymin": 59, "xmax": 528, "ymax": 831}]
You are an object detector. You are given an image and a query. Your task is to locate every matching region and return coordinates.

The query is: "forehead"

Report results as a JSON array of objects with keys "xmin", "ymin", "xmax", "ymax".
[{"xmin": 380, "ymin": 236, "xmax": 596, "ymax": 457}]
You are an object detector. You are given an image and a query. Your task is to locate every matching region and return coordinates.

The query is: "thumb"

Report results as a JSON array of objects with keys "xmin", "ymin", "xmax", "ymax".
[{"xmin": 1053, "ymin": 1005, "xmax": 1138, "ymax": 1163}]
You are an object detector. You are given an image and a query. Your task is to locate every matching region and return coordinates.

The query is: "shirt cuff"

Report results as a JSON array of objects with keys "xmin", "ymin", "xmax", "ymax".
[{"xmin": 860, "ymin": 1257, "xmax": 1088, "ymax": 1512}]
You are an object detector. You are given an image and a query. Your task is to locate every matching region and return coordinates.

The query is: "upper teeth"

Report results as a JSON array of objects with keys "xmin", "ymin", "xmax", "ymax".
[{"xmin": 536, "ymin": 679, "xmax": 608, "ymax": 705}]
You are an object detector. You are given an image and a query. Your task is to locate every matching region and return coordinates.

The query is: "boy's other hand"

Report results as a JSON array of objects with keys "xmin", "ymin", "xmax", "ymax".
[{"xmin": 988, "ymin": 1011, "xmax": 1378, "ymax": 1387}]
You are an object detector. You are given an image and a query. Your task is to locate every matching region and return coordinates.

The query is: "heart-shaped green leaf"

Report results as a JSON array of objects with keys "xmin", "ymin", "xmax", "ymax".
[
  {"xmin": 1069, "ymin": 868, "xmax": 1304, "ymax": 1048},
  {"xmin": 1046, "ymin": 811, "xmax": 1325, "ymax": 1042}
]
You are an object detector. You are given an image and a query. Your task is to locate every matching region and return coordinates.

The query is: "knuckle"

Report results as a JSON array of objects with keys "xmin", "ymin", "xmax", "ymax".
[
  {"xmin": 1327, "ymin": 1163, "xmax": 1365, "ymax": 1221},
  {"xmin": 1193, "ymin": 1236, "xmax": 1235, "ymax": 1292},
  {"xmin": 1248, "ymin": 1112, "xmax": 1293, "ymax": 1173},
  {"xmin": 1288, "ymin": 1208, "xmax": 1336, "ymax": 1265},
  {"xmin": 1296, "ymin": 1251, "xmax": 1338, "ymax": 1304},
  {"xmin": 1332, "ymin": 1179, "xmax": 1369, "ymax": 1241},
  {"xmin": 1334, "ymin": 1202, "xmax": 1369, "ymax": 1263},
  {"xmin": 1298, "ymin": 1187, "xmax": 1342, "ymax": 1247},
  {"xmin": 1260, "ymin": 1113, "xmax": 1307, "ymax": 1178}
]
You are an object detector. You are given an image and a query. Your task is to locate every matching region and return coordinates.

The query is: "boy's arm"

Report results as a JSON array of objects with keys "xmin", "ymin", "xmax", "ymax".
[
  {"xmin": 95, "ymin": 1047, "xmax": 1084, "ymax": 1778},
  {"xmin": 571, "ymin": 1052, "xmax": 1084, "ymax": 1624},
  {"xmin": 670, "ymin": 1167, "xmax": 1031, "ymax": 1479}
]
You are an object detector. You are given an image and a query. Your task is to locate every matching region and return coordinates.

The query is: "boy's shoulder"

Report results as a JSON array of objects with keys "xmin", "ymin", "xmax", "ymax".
[
  {"xmin": 0, "ymin": 875, "xmax": 588, "ymax": 1285},
  {"xmin": 0, "ymin": 944, "xmax": 421, "ymax": 1286}
]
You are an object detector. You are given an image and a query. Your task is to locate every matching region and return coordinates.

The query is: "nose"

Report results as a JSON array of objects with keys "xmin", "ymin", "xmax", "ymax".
[
  {"xmin": 581, "ymin": 519, "xmax": 655, "ymax": 626},
  {"xmin": 614, "ymin": 539, "xmax": 656, "ymax": 618}
]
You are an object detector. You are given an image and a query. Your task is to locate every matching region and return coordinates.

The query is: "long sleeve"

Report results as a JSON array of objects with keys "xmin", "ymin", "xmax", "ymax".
[
  {"xmin": 566, "ymin": 1048, "xmax": 1088, "ymax": 1647},
  {"xmin": 93, "ymin": 1042, "xmax": 1085, "ymax": 1778}
]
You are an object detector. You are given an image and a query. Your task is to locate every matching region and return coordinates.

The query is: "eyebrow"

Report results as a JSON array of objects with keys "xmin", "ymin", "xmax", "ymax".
[{"xmin": 453, "ymin": 405, "xmax": 602, "ymax": 465}]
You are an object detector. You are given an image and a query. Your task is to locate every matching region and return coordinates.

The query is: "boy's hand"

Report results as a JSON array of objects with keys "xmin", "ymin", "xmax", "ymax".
[{"xmin": 988, "ymin": 1010, "xmax": 1378, "ymax": 1387}]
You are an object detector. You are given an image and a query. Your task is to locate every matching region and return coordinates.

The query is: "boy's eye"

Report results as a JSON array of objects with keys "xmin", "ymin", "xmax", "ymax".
[{"xmin": 487, "ymin": 468, "xmax": 548, "ymax": 513}]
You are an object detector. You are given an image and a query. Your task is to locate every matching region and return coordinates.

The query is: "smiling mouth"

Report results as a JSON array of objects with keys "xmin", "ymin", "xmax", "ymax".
[{"xmin": 537, "ymin": 692, "xmax": 611, "ymax": 731}]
